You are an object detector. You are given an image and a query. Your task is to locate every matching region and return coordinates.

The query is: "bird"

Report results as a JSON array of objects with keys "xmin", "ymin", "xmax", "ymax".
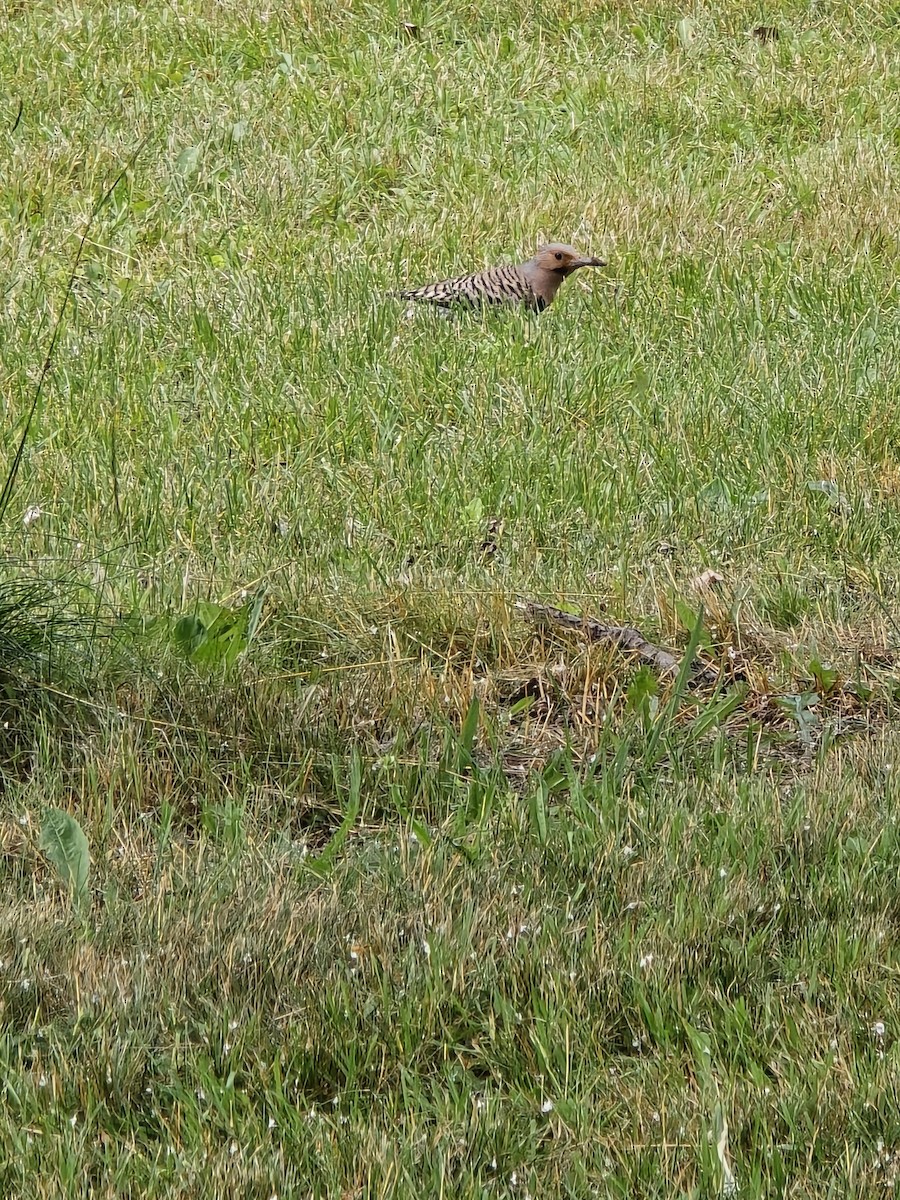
[{"xmin": 397, "ymin": 242, "xmax": 607, "ymax": 313}]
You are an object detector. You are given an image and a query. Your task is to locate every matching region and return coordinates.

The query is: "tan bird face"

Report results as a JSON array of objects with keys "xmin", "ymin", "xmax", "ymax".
[{"xmin": 533, "ymin": 242, "xmax": 607, "ymax": 275}]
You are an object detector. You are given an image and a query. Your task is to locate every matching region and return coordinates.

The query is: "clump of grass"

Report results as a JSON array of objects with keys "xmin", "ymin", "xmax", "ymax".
[{"xmin": 0, "ymin": 578, "xmax": 66, "ymax": 671}]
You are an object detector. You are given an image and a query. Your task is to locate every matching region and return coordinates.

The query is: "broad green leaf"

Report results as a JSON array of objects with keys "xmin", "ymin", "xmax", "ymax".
[
  {"xmin": 462, "ymin": 496, "xmax": 484, "ymax": 527},
  {"xmin": 174, "ymin": 613, "xmax": 206, "ymax": 656},
  {"xmin": 809, "ymin": 658, "xmax": 839, "ymax": 695},
  {"xmin": 40, "ymin": 808, "xmax": 90, "ymax": 900},
  {"xmin": 627, "ymin": 665, "xmax": 658, "ymax": 713},
  {"xmin": 777, "ymin": 692, "xmax": 820, "ymax": 745},
  {"xmin": 176, "ymin": 145, "xmax": 201, "ymax": 176},
  {"xmin": 676, "ymin": 16, "xmax": 696, "ymax": 47},
  {"xmin": 674, "ymin": 599, "xmax": 713, "ymax": 649},
  {"xmin": 173, "ymin": 592, "xmax": 264, "ymax": 669}
]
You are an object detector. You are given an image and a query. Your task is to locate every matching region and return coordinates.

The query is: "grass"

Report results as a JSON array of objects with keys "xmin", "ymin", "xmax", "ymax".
[{"xmin": 2, "ymin": 0, "xmax": 900, "ymax": 1194}]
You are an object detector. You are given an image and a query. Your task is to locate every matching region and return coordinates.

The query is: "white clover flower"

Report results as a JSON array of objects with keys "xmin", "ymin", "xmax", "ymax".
[
  {"xmin": 23, "ymin": 505, "xmax": 41, "ymax": 528},
  {"xmin": 541, "ymin": 1098, "xmax": 554, "ymax": 1114},
  {"xmin": 873, "ymin": 1020, "xmax": 886, "ymax": 1038}
]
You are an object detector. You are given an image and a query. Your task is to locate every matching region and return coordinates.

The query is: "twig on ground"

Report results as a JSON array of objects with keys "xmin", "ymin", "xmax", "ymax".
[{"xmin": 518, "ymin": 600, "xmax": 719, "ymax": 685}]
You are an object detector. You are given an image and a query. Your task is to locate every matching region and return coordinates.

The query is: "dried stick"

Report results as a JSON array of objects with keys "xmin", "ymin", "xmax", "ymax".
[{"xmin": 519, "ymin": 601, "xmax": 719, "ymax": 684}]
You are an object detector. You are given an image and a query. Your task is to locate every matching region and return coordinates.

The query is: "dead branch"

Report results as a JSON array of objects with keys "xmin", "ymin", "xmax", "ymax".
[{"xmin": 518, "ymin": 601, "xmax": 719, "ymax": 685}]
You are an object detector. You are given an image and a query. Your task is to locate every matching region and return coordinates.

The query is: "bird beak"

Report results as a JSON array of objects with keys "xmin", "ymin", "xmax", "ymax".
[{"xmin": 577, "ymin": 255, "xmax": 607, "ymax": 268}]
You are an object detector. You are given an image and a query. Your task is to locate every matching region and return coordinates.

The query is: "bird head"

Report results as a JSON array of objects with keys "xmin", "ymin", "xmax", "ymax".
[{"xmin": 533, "ymin": 242, "xmax": 607, "ymax": 275}]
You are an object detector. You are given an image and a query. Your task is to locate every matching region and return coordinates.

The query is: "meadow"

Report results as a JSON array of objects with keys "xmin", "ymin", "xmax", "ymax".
[{"xmin": 2, "ymin": 0, "xmax": 900, "ymax": 1195}]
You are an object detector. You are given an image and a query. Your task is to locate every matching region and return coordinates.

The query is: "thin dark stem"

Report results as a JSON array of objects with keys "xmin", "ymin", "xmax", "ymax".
[{"xmin": 0, "ymin": 136, "xmax": 149, "ymax": 526}]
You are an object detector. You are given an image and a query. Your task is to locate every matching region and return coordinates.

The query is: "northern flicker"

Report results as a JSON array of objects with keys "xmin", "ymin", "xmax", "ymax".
[{"xmin": 397, "ymin": 242, "xmax": 607, "ymax": 313}]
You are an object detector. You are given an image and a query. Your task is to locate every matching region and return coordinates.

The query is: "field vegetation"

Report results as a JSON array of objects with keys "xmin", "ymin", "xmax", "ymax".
[{"xmin": 2, "ymin": 1, "xmax": 900, "ymax": 1195}]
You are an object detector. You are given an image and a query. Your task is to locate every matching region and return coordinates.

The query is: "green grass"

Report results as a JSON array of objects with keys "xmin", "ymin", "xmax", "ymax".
[{"xmin": 3, "ymin": 0, "xmax": 900, "ymax": 1195}]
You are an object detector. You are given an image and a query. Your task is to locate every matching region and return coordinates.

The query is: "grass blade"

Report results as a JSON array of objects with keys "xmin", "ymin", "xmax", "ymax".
[{"xmin": 307, "ymin": 753, "xmax": 362, "ymax": 879}]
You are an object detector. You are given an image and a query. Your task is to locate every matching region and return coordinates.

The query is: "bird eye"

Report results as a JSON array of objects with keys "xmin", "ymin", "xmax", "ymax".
[{"xmin": 554, "ymin": 252, "xmax": 563, "ymax": 261}]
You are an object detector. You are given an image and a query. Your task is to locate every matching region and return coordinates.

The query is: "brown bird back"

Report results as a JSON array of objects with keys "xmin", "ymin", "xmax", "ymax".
[{"xmin": 398, "ymin": 242, "xmax": 606, "ymax": 312}]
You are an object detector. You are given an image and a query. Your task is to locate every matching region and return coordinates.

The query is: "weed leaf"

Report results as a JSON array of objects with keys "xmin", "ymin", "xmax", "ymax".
[
  {"xmin": 676, "ymin": 16, "xmax": 696, "ymax": 46},
  {"xmin": 174, "ymin": 591, "xmax": 266, "ymax": 669},
  {"xmin": 40, "ymin": 808, "xmax": 89, "ymax": 901},
  {"xmin": 176, "ymin": 146, "xmax": 201, "ymax": 176}
]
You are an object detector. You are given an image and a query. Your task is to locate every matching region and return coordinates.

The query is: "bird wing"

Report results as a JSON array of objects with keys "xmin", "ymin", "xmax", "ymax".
[
  {"xmin": 398, "ymin": 266, "xmax": 538, "ymax": 309},
  {"xmin": 398, "ymin": 272, "xmax": 483, "ymax": 307}
]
